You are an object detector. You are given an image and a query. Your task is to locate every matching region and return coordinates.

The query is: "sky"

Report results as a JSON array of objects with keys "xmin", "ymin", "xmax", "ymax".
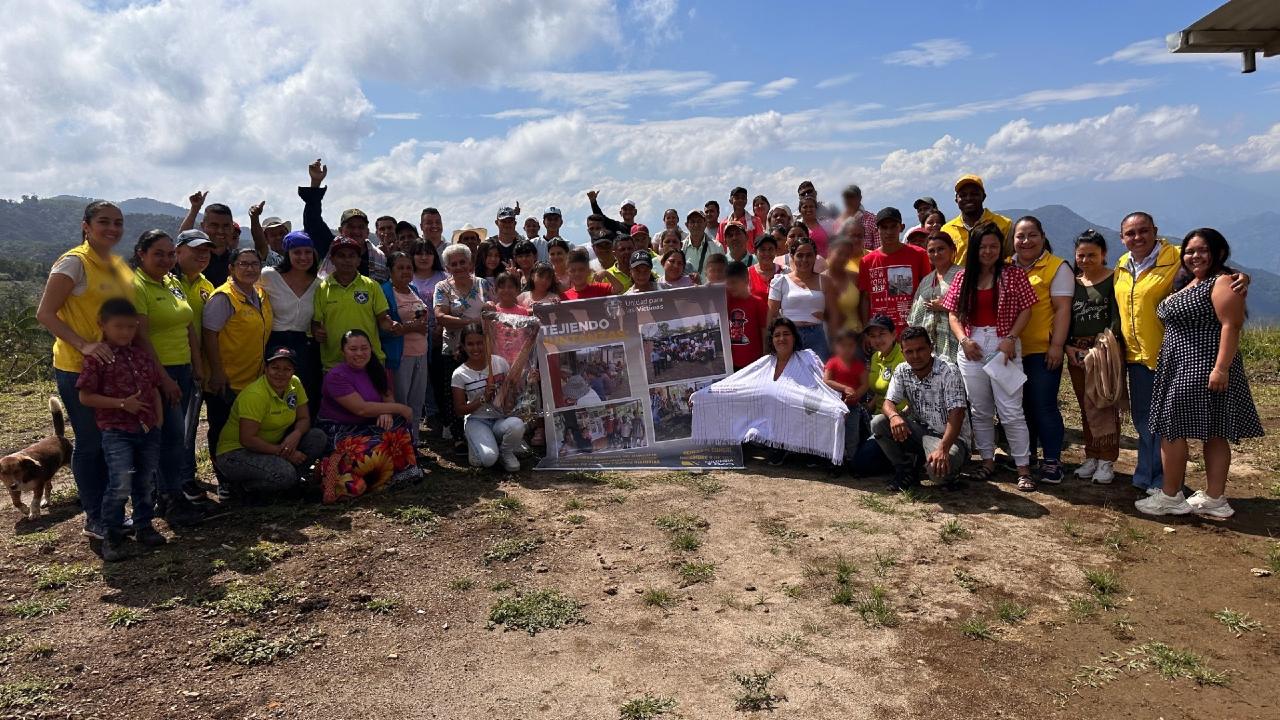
[{"xmin": 2, "ymin": 0, "xmax": 1278, "ymax": 237}]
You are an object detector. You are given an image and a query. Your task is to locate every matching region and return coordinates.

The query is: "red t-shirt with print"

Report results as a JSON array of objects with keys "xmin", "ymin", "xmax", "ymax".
[
  {"xmin": 727, "ymin": 293, "xmax": 768, "ymax": 370},
  {"xmin": 857, "ymin": 243, "xmax": 931, "ymax": 333}
]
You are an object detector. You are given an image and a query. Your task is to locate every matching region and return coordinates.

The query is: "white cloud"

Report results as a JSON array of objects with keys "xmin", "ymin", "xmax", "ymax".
[
  {"xmin": 1099, "ymin": 38, "xmax": 1242, "ymax": 68},
  {"xmin": 883, "ymin": 39, "xmax": 972, "ymax": 68},
  {"xmin": 815, "ymin": 73, "xmax": 857, "ymax": 89},
  {"xmin": 511, "ymin": 69, "xmax": 714, "ymax": 108},
  {"xmin": 630, "ymin": 0, "xmax": 680, "ymax": 43},
  {"xmin": 484, "ymin": 108, "xmax": 557, "ymax": 120},
  {"xmin": 374, "ymin": 112, "xmax": 421, "ymax": 121},
  {"xmin": 755, "ymin": 77, "xmax": 798, "ymax": 99},
  {"xmin": 676, "ymin": 80, "xmax": 754, "ymax": 106}
]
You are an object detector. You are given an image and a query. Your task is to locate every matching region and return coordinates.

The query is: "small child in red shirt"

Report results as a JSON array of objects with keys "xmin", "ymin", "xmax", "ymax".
[
  {"xmin": 76, "ymin": 298, "xmax": 166, "ymax": 561},
  {"xmin": 824, "ymin": 328, "xmax": 870, "ymax": 475},
  {"xmin": 724, "ymin": 261, "xmax": 768, "ymax": 371}
]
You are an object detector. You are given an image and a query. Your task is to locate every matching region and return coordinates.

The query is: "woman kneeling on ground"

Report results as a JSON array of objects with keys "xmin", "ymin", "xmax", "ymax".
[
  {"xmin": 316, "ymin": 330, "xmax": 420, "ymax": 503},
  {"xmin": 214, "ymin": 346, "xmax": 327, "ymax": 502},
  {"xmin": 452, "ymin": 324, "xmax": 529, "ymax": 472}
]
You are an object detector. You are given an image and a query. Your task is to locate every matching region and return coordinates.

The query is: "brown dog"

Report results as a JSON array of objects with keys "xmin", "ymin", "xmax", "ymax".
[{"xmin": 2, "ymin": 397, "xmax": 72, "ymax": 520}]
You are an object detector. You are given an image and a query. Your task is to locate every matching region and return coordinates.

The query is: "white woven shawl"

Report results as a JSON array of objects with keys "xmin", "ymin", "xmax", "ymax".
[{"xmin": 691, "ymin": 349, "xmax": 848, "ymax": 463}]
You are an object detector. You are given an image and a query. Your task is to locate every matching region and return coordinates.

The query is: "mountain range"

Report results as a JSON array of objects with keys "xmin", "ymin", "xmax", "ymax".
[{"xmin": 3, "ymin": 186, "xmax": 1279, "ymax": 319}]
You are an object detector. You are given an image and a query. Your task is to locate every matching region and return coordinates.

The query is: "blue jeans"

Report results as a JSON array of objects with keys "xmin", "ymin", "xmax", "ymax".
[
  {"xmin": 101, "ymin": 428, "xmax": 161, "ymax": 531},
  {"xmin": 796, "ymin": 324, "xmax": 830, "ymax": 362},
  {"xmin": 1127, "ymin": 363, "xmax": 1164, "ymax": 489},
  {"xmin": 1022, "ymin": 353, "xmax": 1064, "ymax": 463},
  {"xmin": 160, "ymin": 364, "xmax": 196, "ymax": 496},
  {"xmin": 55, "ymin": 369, "xmax": 107, "ymax": 528}
]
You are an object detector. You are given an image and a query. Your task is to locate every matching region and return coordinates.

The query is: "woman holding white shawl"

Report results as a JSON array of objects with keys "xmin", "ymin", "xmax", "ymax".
[{"xmin": 691, "ymin": 317, "xmax": 848, "ymax": 466}]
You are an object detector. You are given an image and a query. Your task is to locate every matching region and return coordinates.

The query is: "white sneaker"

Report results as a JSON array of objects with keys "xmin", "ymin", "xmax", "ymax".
[
  {"xmin": 1091, "ymin": 461, "xmax": 1114, "ymax": 484},
  {"xmin": 1145, "ymin": 487, "xmax": 1162, "ymax": 496},
  {"xmin": 500, "ymin": 452, "xmax": 521, "ymax": 473},
  {"xmin": 1075, "ymin": 458, "xmax": 1098, "ymax": 479},
  {"xmin": 1188, "ymin": 491, "xmax": 1234, "ymax": 519},
  {"xmin": 1135, "ymin": 490, "xmax": 1192, "ymax": 516}
]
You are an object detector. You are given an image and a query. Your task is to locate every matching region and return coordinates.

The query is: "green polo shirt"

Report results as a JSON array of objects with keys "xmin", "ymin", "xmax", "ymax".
[
  {"xmin": 133, "ymin": 269, "xmax": 193, "ymax": 366},
  {"xmin": 313, "ymin": 273, "xmax": 389, "ymax": 369},
  {"xmin": 216, "ymin": 374, "xmax": 307, "ymax": 456}
]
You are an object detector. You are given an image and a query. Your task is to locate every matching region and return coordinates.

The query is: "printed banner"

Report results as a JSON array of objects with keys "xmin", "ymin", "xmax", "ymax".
[{"xmin": 532, "ymin": 286, "xmax": 743, "ymax": 470}]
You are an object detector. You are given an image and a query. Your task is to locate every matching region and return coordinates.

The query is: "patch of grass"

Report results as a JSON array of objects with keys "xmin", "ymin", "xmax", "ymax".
[
  {"xmin": 484, "ymin": 535, "xmax": 542, "ymax": 563},
  {"xmin": 1112, "ymin": 615, "xmax": 1136, "ymax": 639},
  {"xmin": 732, "ymin": 671, "xmax": 786, "ymax": 712},
  {"xmin": 960, "ymin": 616, "xmax": 996, "ymax": 640},
  {"xmin": 995, "ymin": 601, "xmax": 1029, "ymax": 624},
  {"xmin": 1213, "ymin": 609, "xmax": 1262, "ymax": 637},
  {"xmin": 1060, "ymin": 520, "xmax": 1083, "ymax": 540},
  {"xmin": 619, "ymin": 694, "xmax": 677, "ymax": 719},
  {"xmin": 203, "ymin": 579, "xmax": 291, "ymax": 615},
  {"xmin": 1103, "ymin": 526, "xmax": 1148, "ymax": 553},
  {"xmin": 1265, "ymin": 543, "xmax": 1280, "ymax": 574},
  {"xmin": 25, "ymin": 643, "xmax": 53, "ymax": 659},
  {"xmin": 364, "ymin": 596, "xmax": 400, "ymax": 615},
  {"xmin": 565, "ymin": 514, "xmax": 586, "ymax": 525},
  {"xmin": 1141, "ymin": 642, "xmax": 1230, "ymax": 686},
  {"xmin": 563, "ymin": 496, "xmax": 585, "ymax": 511},
  {"xmin": 669, "ymin": 531, "xmax": 702, "ymax": 552},
  {"xmin": 606, "ymin": 475, "xmax": 641, "ymax": 491},
  {"xmin": 680, "ymin": 474, "xmax": 725, "ymax": 497},
  {"xmin": 491, "ymin": 496, "xmax": 525, "ymax": 513},
  {"xmin": 230, "ymin": 540, "xmax": 291, "ymax": 572},
  {"xmin": 489, "ymin": 580, "xmax": 514, "ymax": 592},
  {"xmin": 833, "ymin": 555, "xmax": 858, "ymax": 586},
  {"xmin": 152, "ymin": 595, "xmax": 185, "ymax": 611},
  {"xmin": 386, "ymin": 504, "xmax": 440, "ymax": 528},
  {"xmin": 780, "ymin": 583, "xmax": 803, "ymax": 599},
  {"xmin": 1084, "ymin": 568, "xmax": 1121, "ymax": 595},
  {"xmin": 448, "ymin": 577, "xmax": 475, "ymax": 591},
  {"xmin": 27, "ymin": 562, "xmax": 96, "ymax": 590},
  {"xmin": 1068, "ymin": 596, "xmax": 1099, "ymax": 622},
  {"xmin": 209, "ymin": 628, "xmax": 319, "ymax": 666},
  {"xmin": 676, "ymin": 561, "xmax": 716, "ymax": 587},
  {"xmin": 872, "ymin": 551, "xmax": 898, "ymax": 577},
  {"xmin": 654, "ymin": 512, "xmax": 709, "ymax": 533},
  {"xmin": 857, "ymin": 494, "xmax": 897, "ymax": 515},
  {"xmin": 642, "ymin": 588, "xmax": 677, "ymax": 609},
  {"xmin": 563, "ymin": 470, "xmax": 608, "ymax": 484},
  {"xmin": 856, "ymin": 585, "xmax": 899, "ymax": 628},
  {"xmin": 48, "ymin": 485, "xmax": 78, "ymax": 506},
  {"xmin": 952, "ymin": 568, "xmax": 980, "ymax": 593},
  {"xmin": 939, "ymin": 519, "xmax": 971, "ymax": 545},
  {"xmin": 831, "ymin": 584, "xmax": 855, "ymax": 606},
  {"xmin": 758, "ymin": 518, "xmax": 802, "ymax": 542},
  {"xmin": 829, "ymin": 519, "xmax": 877, "ymax": 534},
  {"xmin": 0, "ymin": 677, "xmax": 70, "ymax": 709},
  {"xmin": 488, "ymin": 590, "xmax": 584, "ymax": 635},
  {"xmin": 11, "ymin": 530, "xmax": 57, "ymax": 552},
  {"xmin": 10, "ymin": 598, "xmax": 69, "ymax": 619},
  {"xmin": 105, "ymin": 607, "xmax": 143, "ymax": 629}
]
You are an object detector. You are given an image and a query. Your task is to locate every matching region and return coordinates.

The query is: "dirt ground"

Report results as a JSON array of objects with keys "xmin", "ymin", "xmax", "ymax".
[{"xmin": 1, "ymin": 378, "xmax": 1278, "ymax": 719}]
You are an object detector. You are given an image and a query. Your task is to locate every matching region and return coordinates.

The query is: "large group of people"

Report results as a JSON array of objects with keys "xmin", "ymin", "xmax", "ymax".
[{"xmin": 36, "ymin": 162, "xmax": 1264, "ymax": 561}]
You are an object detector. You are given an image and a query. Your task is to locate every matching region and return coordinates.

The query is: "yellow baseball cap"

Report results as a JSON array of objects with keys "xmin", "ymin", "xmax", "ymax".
[{"xmin": 954, "ymin": 174, "xmax": 984, "ymax": 192}]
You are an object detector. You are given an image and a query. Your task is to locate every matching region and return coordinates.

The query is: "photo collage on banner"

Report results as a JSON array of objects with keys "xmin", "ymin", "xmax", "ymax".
[{"xmin": 532, "ymin": 286, "xmax": 743, "ymax": 470}]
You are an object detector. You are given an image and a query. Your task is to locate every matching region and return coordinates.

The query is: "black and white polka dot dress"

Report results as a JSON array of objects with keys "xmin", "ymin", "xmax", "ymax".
[{"xmin": 1150, "ymin": 274, "xmax": 1263, "ymax": 442}]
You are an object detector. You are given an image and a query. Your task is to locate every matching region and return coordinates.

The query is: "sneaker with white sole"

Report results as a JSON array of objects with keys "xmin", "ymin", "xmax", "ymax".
[
  {"xmin": 1091, "ymin": 461, "xmax": 1115, "ymax": 484},
  {"xmin": 1075, "ymin": 458, "xmax": 1098, "ymax": 479},
  {"xmin": 1187, "ymin": 491, "xmax": 1234, "ymax": 519},
  {"xmin": 1135, "ymin": 490, "xmax": 1192, "ymax": 516},
  {"xmin": 500, "ymin": 452, "xmax": 520, "ymax": 473},
  {"xmin": 1145, "ymin": 487, "xmax": 1162, "ymax": 496}
]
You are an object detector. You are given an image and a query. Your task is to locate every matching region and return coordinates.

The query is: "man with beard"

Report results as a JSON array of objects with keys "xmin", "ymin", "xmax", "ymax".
[{"xmin": 941, "ymin": 175, "xmax": 1011, "ymax": 259}]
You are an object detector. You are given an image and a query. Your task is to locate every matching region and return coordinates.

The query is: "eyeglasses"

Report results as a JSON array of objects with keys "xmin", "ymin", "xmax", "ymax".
[{"xmin": 234, "ymin": 260, "xmax": 261, "ymax": 269}]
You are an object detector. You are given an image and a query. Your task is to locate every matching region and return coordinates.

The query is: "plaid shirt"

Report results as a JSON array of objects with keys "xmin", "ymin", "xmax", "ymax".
[
  {"xmin": 885, "ymin": 357, "xmax": 969, "ymax": 438},
  {"xmin": 76, "ymin": 344, "xmax": 161, "ymax": 432},
  {"xmin": 939, "ymin": 266, "xmax": 1038, "ymax": 338},
  {"xmin": 836, "ymin": 208, "xmax": 882, "ymax": 250}
]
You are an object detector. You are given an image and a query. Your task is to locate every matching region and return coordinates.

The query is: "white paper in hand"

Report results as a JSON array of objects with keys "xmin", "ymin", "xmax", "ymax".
[{"xmin": 983, "ymin": 352, "xmax": 1027, "ymax": 395}]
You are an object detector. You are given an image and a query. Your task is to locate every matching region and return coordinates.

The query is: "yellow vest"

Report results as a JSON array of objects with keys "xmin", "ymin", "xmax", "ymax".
[
  {"xmin": 1114, "ymin": 240, "xmax": 1180, "ymax": 370},
  {"xmin": 942, "ymin": 210, "xmax": 1012, "ymax": 261},
  {"xmin": 209, "ymin": 281, "xmax": 273, "ymax": 391},
  {"xmin": 1012, "ymin": 252, "xmax": 1066, "ymax": 355},
  {"xmin": 52, "ymin": 243, "xmax": 136, "ymax": 373}
]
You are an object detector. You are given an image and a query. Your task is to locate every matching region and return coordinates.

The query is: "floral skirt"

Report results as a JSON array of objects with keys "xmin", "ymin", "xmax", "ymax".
[{"xmin": 317, "ymin": 418, "xmax": 420, "ymax": 504}]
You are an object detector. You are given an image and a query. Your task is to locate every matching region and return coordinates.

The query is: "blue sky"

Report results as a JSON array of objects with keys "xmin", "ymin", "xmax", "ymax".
[{"xmin": 3, "ymin": 0, "xmax": 1277, "ymax": 234}]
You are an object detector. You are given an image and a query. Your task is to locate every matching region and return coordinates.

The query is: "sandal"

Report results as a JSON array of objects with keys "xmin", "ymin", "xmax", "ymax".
[
  {"xmin": 1016, "ymin": 475, "xmax": 1036, "ymax": 492},
  {"xmin": 969, "ymin": 464, "xmax": 995, "ymax": 481}
]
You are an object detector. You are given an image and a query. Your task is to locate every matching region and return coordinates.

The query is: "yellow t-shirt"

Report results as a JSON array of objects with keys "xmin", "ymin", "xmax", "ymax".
[
  {"xmin": 216, "ymin": 374, "xmax": 307, "ymax": 456},
  {"xmin": 313, "ymin": 274, "xmax": 389, "ymax": 369},
  {"xmin": 133, "ymin": 269, "xmax": 193, "ymax": 366}
]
